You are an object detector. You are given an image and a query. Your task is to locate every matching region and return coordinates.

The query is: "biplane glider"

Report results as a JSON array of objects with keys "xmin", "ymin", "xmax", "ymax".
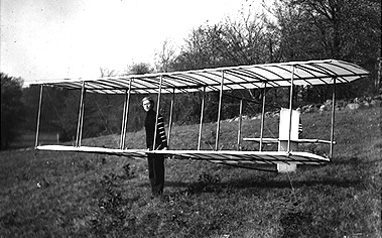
[{"xmin": 28, "ymin": 59, "xmax": 369, "ymax": 172}]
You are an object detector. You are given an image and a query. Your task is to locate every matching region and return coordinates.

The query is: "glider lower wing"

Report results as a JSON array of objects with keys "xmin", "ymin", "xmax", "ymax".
[
  {"xmin": 35, "ymin": 145, "xmax": 329, "ymax": 165},
  {"xmin": 35, "ymin": 145, "xmax": 147, "ymax": 158},
  {"xmin": 148, "ymin": 150, "xmax": 330, "ymax": 165}
]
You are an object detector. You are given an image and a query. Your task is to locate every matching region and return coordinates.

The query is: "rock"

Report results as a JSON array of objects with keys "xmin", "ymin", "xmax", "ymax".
[
  {"xmin": 324, "ymin": 99, "xmax": 332, "ymax": 105},
  {"xmin": 302, "ymin": 104, "xmax": 317, "ymax": 113},
  {"xmin": 346, "ymin": 103, "xmax": 361, "ymax": 110},
  {"xmin": 319, "ymin": 104, "xmax": 331, "ymax": 111},
  {"xmin": 370, "ymin": 99, "xmax": 381, "ymax": 107},
  {"xmin": 354, "ymin": 97, "xmax": 361, "ymax": 103}
]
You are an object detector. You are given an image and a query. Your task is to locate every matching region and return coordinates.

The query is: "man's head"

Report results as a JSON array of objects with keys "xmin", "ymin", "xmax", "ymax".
[{"xmin": 142, "ymin": 96, "xmax": 154, "ymax": 112}]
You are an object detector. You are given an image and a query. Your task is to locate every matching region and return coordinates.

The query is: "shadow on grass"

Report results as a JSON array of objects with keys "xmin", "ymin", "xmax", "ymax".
[
  {"xmin": 164, "ymin": 174, "xmax": 361, "ymax": 191},
  {"xmin": 161, "ymin": 155, "xmax": 370, "ymax": 195},
  {"xmin": 164, "ymin": 178, "xmax": 361, "ymax": 197}
]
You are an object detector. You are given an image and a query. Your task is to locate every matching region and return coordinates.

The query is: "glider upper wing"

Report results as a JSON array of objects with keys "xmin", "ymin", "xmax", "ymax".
[{"xmin": 27, "ymin": 59, "xmax": 369, "ymax": 94}]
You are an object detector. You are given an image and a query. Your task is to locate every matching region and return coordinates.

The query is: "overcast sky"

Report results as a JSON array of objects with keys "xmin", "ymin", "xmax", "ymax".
[{"xmin": 1, "ymin": 0, "xmax": 262, "ymax": 83}]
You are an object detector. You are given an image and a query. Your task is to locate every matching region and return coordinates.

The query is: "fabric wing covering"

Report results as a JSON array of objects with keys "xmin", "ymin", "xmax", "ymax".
[{"xmin": 28, "ymin": 59, "xmax": 369, "ymax": 94}]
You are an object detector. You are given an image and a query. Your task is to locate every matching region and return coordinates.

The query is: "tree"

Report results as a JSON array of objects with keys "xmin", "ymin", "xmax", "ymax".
[
  {"xmin": 170, "ymin": 25, "xmax": 223, "ymax": 71},
  {"xmin": 154, "ymin": 39, "xmax": 177, "ymax": 73},
  {"xmin": 99, "ymin": 67, "xmax": 118, "ymax": 77},
  {"xmin": 218, "ymin": 9, "xmax": 273, "ymax": 65},
  {"xmin": 1, "ymin": 73, "xmax": 25, "ymax": 150},
  {"xmin": 170, "ymin": 4, "xmax": 275, "ymax": 72},
  {"xmin": 269, "ymin": 0, "xmax": 381, "ymax": 99},
  {"xmin": 125, "ymin": 62, "xmax": 153, "ymax": 75},
  {"xmin": 275, "ymin": 0, "xmax": 381, "ymax": 63}
]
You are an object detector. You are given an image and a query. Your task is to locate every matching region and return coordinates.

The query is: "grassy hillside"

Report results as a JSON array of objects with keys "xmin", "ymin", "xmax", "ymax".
[{"xmin": 0, "ymin": 107, "xmax": 381, "ymax": 237}]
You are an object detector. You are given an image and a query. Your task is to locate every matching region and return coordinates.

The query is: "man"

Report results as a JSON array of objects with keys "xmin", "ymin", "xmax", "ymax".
[{"xmin": 142, "ymin": 96, "xmax": 168, "ymax": 197}]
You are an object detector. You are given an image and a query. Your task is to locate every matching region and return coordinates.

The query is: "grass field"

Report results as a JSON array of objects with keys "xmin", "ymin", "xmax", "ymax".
[{"xmin": 0, "ymin": 107, "xmax": 381, "ymax": 237}]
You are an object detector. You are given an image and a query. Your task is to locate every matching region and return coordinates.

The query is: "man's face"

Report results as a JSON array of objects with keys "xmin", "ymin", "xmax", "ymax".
[{"xmin": 142, "ymin": 99, "xmax": 152, "ymax": 112}]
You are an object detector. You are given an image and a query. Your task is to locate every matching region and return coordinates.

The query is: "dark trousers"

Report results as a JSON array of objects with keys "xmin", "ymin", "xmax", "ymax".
[{"xmin": 147, "ymin": 154, "xmax": 164, "ymax": 196}]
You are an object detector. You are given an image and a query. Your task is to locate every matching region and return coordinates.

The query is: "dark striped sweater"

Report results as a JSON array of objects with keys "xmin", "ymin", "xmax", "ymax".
[{"xmin": 144, "ymin": 109, "xmax": 168, "ymax": 150}]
